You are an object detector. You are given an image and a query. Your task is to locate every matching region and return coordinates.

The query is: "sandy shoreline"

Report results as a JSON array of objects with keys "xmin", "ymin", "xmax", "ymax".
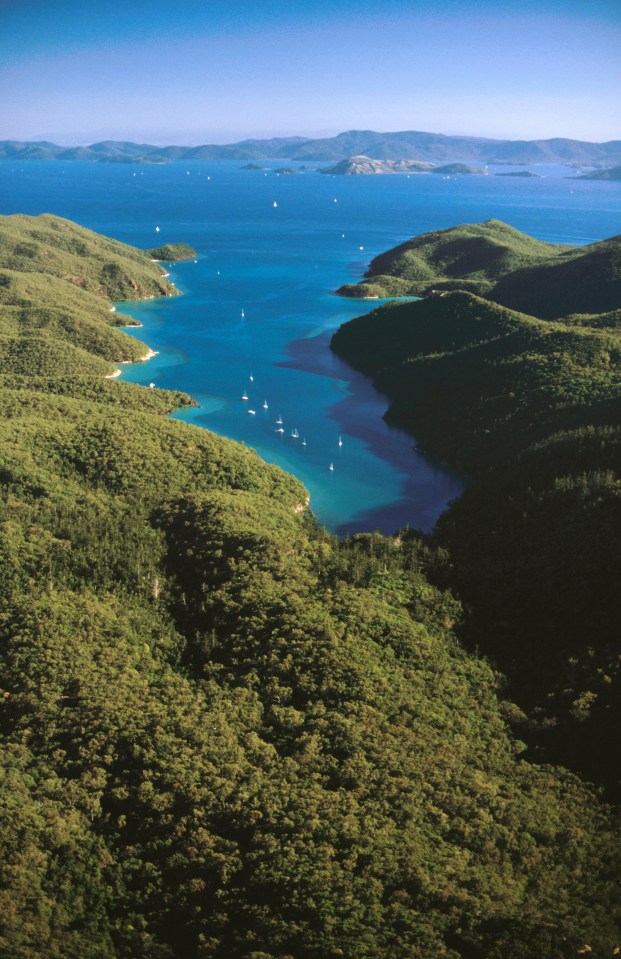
[{"xmin": 105, "ymin": 347, "xmax": 159, "ymax": 380}]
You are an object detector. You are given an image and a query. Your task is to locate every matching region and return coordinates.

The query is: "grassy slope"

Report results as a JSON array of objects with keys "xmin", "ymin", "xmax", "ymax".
[
  {"xmin": 0, "ymin": 213, "xmax": 179, "ymax": 299},
  {"xmin": 1, "ymin": 214, "xmax": 620, "ymax": 959},
  {"xmin": 0, "ymin": 213, "xmax": 183, "ymax": 372},
  {"xmin": 337, "ymin": 218, "xmax": 621, "ymax": 320}
]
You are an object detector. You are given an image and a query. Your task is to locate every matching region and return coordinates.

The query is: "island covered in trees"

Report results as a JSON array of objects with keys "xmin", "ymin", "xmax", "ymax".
[
  {"xmin": 1, "ymin": 213, "xmax": 620, "ymax": 958},
  {"xmin": 147, "ymin": 242, "xmax": 197, "ymax": 261}
]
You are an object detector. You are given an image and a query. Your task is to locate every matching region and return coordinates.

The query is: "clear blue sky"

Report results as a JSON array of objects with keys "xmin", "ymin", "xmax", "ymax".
[{"xmin": 1, "ymin": 0, "xmax": 619, "ymax": 144}]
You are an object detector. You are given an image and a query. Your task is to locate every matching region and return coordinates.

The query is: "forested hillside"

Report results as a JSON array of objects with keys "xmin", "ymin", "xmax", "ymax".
[
  {"xmin": 1, "ymin": 214, "xmax": 620, "ymax": 959},
  {"xmin": 332, "ymin": 230, "xmax": 621, "ymax": 798},
  {"xmin": 337, "ymin": 219, "xmax": 621, "ymax": 320}
]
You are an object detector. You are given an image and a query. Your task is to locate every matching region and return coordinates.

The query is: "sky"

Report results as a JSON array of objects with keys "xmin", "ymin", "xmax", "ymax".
[{"xmin": 1, "ymin": 0, "xmax": 620, "ymax": 144}]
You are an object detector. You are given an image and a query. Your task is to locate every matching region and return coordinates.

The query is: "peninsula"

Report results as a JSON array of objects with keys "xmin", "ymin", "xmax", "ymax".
[
  {"xmin": 332, "ymin": 218, "xmax": 621, "ymax": 798},
  {"xmin": 574, "ymin": 163, "xmax": 621, "ymax": 180},
  {"xmin": 336, "ymin": 218, "xmax": 621, "ymax": 318}
]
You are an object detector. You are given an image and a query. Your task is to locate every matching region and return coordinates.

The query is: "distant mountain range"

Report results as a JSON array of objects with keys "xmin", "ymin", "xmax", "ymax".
[{"xmin": 2, "ymin": 130, "xmax": 621, "ymax": 165}]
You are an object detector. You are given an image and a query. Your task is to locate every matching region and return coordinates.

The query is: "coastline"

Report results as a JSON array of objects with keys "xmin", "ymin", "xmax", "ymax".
[{"xmin": 106, "ymin": 347, "xmax": 160, "ymax": 379}]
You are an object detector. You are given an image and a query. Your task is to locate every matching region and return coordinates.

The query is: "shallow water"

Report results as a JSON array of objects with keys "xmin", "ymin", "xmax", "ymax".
[{"xmin": 2, "ymin": 159, "xmax": 619, "ymax": 533}]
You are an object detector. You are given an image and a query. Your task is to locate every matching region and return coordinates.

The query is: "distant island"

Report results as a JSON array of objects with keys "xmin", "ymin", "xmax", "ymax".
[
  {"xmin": 98, "ymin": 154, "xmax": 172, "ymax": 165},
  {"xmin": 147, "ymin": 242, "xmax": 197, "ymax": 261},
  {"xmin": 494, "ymin": 170, "xmax": 542, "ymax": 177},
  {"xmin": 241, "ymin": 163, "xmax": 307, "ymax": 173},
  {"xmin": 320, "ymin": 156, "xmax": 484, "ymax": 176},
  {"xmin": 2, "ymin": 129, "xmax": 621, "ymax": 165},
  {"xmin": 321, "ymin": 155, "xmax": 436, "ymax": 175},
  {"xmin": 431, "ymin": 162, "xmax": 485, "ymax": 175},
  {"xmin": 573, "ymin": 164, "xmax": 621, "ymax": 180}
]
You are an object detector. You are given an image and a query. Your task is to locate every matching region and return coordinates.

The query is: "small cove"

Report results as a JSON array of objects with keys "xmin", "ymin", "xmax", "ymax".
[{"xmin": 1, "ymin": 159, "xmax": 619, "ymax": 533}]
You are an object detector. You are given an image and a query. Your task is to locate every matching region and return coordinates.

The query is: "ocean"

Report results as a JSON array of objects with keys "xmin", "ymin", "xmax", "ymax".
[{"xmin": 1, "ymin": 158, "xmax": 619, "ymax": 534}]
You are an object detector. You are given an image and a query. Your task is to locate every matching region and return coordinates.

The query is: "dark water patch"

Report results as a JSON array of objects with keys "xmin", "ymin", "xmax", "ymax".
[{"xmin": 281, "ymin": 330, "xmax": 463, "ymax": 534}]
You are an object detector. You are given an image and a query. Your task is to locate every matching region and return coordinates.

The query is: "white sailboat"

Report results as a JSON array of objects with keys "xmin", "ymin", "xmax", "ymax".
[
  {"xmin": 262, "ymin": 400, "xmax": 269, "ymax": 409},
  {"xmin": 291, "ymin": 428, "xmax": 299, "ymax": 439},
  {"xmin": 329, "ymin": 462, "xmax": 334, "ymax": 471},
  {"xmin": 338, "ymin": 436, "xmax": 343, "ymax": 447}
]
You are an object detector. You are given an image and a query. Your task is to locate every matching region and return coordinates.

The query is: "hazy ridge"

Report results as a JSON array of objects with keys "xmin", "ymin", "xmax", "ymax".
[{"xmin": 3, "ymin": 128, "xmax": 621, "ymax": 165}]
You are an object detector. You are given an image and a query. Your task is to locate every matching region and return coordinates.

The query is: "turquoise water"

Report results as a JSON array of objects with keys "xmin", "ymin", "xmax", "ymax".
[{"xmin": 2, "ymin": 160, "xmax": 620, "ymax": 534}]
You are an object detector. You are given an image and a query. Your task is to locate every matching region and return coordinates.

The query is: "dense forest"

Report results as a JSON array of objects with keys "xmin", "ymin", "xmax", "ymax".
[
  {"xmin": 1, "ymin": 213, "xmax": 620, "ymax": 959},
  {"xmin": 332, "ymin": 220, "xmax": 621, "ymax": 797},
  {"xmin": 336, "ymin": 219, "xmax": 621, "ymax": 319}
]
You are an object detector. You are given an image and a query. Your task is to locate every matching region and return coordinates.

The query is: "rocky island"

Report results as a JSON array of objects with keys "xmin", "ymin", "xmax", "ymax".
[
  {"xmin": 321, "ymin": 156, "xmax": 487, "ymax": 176},
  {"xmin": 320, "ymin": 154, "xmax": 436, "ymax": 175}
]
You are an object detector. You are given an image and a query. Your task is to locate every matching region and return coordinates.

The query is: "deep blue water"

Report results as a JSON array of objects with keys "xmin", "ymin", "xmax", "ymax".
[{"xmin": 1, "ymin": 159, "xmax": 620, "ymax": 534}]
